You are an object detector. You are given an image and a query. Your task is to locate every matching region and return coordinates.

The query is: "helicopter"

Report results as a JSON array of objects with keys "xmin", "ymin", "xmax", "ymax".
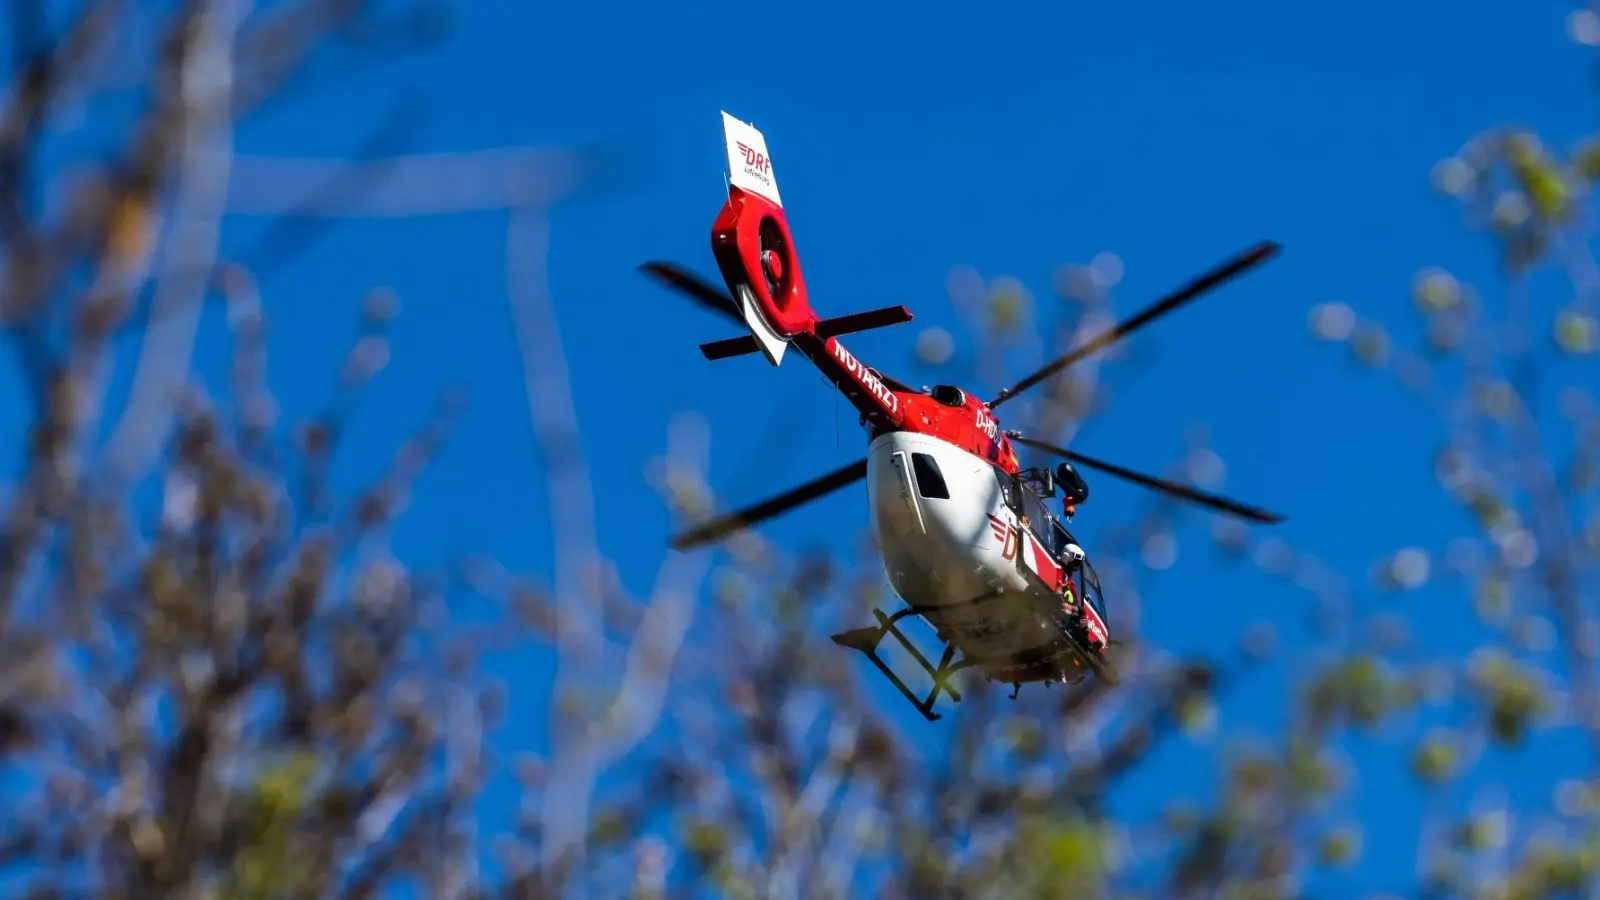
[{"xmin": 638, "ymin": 112, "xmax": 1285, "ymax": 720}]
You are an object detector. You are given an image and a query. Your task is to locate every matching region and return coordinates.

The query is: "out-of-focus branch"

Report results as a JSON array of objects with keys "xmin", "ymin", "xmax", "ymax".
[
  {"xmin": 229, "ymin": 86, "xmax": 432, "ymax": 284},
  {"xmin": 503, "ymin": 207, "xmax": 604, "ymax": 888},
  {"xmin": 0, "ymin": 0, "xmax": 123, "ymax": 240},
  {"xmin": 228, "ymin": 0, "xmax": 364, "ymax": 118},
  {"xmin": 98, "ymin": 0, "xmax": 252, "ymax": 494},
  {"xmin": 587, "ymin": 549, "xmax": 711, "ymax": 758},
  {"xmin": 506, "ymin": 201, "xmax": 711, "ymax": 889},
  {"xmin": 226, "ymin": 146, "xmax": 592, "ymax": 217}
]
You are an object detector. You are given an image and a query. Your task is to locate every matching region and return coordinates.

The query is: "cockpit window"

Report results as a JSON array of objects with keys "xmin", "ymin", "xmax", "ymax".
[
  {"xmin": 911, "ymin": 453, "xmax": 950, "ymax": 500},
  {"xmin": 992, "ymin": 467, "xmax": 1016, "ymax": 509}
]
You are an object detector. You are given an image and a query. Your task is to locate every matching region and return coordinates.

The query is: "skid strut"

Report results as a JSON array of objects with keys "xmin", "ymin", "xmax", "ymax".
[{"xmin": 831, "ymin": 607, "xmax": 976, "ymax": 721}]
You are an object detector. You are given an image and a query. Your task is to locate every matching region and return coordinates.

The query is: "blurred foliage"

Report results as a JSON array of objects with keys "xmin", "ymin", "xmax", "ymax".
[
  {"xmin": 223, "ymin": 752, "xmax": 321, "ymax": 900},
  {"xmin": 0, "ymin": 2, "xmax": 515, "ymax": 898}
]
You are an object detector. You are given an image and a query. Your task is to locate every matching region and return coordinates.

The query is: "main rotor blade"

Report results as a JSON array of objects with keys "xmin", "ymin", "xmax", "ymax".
[
  {"xmin": 989, "ymin": 240, "xmax": 1281, "ymax": 408},
  {"xmin": 670, "ymin": 457, "xmax": 869, "ymax": 550},
  {"xmin": 1008, "ymin": 434, "xmax": 1285, "ymax": 524},
  {"xmin": 639, "ymin": 261, "xmax": 743, "ymax": 325}
]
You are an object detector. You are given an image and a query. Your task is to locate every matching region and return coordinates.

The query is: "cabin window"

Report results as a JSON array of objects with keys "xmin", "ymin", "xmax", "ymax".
[
  {"xmin": 992, "ymin": 467, "xmax": 1017, "ymax": 510},
  {"xmin": 1020, "ymin": 487, "xmax": 1055, "ymax": 547},
  {"xmin": 911, "ymin": 453, "xmax": 950, "ymax": 500}
]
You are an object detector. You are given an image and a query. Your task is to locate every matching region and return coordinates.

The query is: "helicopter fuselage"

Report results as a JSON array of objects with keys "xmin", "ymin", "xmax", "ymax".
[
  {"xmin": 703, "ymin": 148, "xmax": 1115, "ymax": 689},
  {"xmin": 866, "ymin": 428, "xmax": 1110, "ymax": 686}
]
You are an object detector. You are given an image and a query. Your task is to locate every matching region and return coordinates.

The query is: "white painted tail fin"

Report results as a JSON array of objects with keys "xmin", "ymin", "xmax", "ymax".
[{"xmin": 721, "ymin": 111, "xmax": 782, "ymax": 208}]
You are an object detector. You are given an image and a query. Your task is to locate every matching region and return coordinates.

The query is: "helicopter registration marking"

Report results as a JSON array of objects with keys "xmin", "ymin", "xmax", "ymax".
[
  {"xmin": 831, "ymin": 341, "xmax": 900, "ymax": 416},
  {"xmin": 975, "ymin": 407, "xmax": 998, "ymax": 440}
]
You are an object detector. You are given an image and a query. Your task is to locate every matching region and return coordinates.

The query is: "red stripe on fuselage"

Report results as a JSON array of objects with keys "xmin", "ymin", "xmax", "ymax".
[{"xmin": 1028, "ymin": 534, "xmax": 1063, "ymax": 587}]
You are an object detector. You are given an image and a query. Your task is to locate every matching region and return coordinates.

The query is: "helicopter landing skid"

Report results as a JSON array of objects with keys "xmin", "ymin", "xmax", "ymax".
[{"xmin": 830, "ymin": 606, "xmax": 978, "ymax": 722}]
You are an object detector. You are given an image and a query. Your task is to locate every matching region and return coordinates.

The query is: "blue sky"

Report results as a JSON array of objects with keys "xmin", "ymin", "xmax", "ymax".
[{"xmin": 10, "ymin": 0, "xmax": 1600, "ymax": 891}]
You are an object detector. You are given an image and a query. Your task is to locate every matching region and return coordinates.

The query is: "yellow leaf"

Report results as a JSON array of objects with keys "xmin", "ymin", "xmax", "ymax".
[{"xmin": 106, "ymin": 192, "xmax": 154, "ymax": 266}]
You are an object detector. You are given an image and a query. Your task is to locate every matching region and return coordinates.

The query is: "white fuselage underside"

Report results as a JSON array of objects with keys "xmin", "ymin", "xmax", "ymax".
[{"xmin": 864, "ymin": 431, "xmax": 1107, "ymax": 672}]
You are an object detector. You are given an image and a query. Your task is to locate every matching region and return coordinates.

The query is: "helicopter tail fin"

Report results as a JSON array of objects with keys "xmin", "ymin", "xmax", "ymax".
[{"xmin": 709, "ymin": 112, "xmax": 819, "ymax": 367}]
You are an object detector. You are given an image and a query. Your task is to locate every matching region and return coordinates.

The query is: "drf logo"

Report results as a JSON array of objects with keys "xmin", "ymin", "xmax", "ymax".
[
  {"xmin": 975, "ymin": 407, "xmax": 998, "ymax": 440},
  {"xmin": 736, "ymin": 141, "xmax": 771, "ymax": 176}
]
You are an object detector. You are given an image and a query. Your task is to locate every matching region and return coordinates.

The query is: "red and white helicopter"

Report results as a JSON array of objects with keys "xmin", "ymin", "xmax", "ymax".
[{"xmin": 640, "ymin": 112, "xmax": 1284, "ymax": 720}]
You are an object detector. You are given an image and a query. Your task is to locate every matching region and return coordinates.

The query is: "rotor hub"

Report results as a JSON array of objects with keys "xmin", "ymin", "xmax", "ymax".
[{"xmin": 761, "ymin": 248, "xmax": 784, "ymax": 282}]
